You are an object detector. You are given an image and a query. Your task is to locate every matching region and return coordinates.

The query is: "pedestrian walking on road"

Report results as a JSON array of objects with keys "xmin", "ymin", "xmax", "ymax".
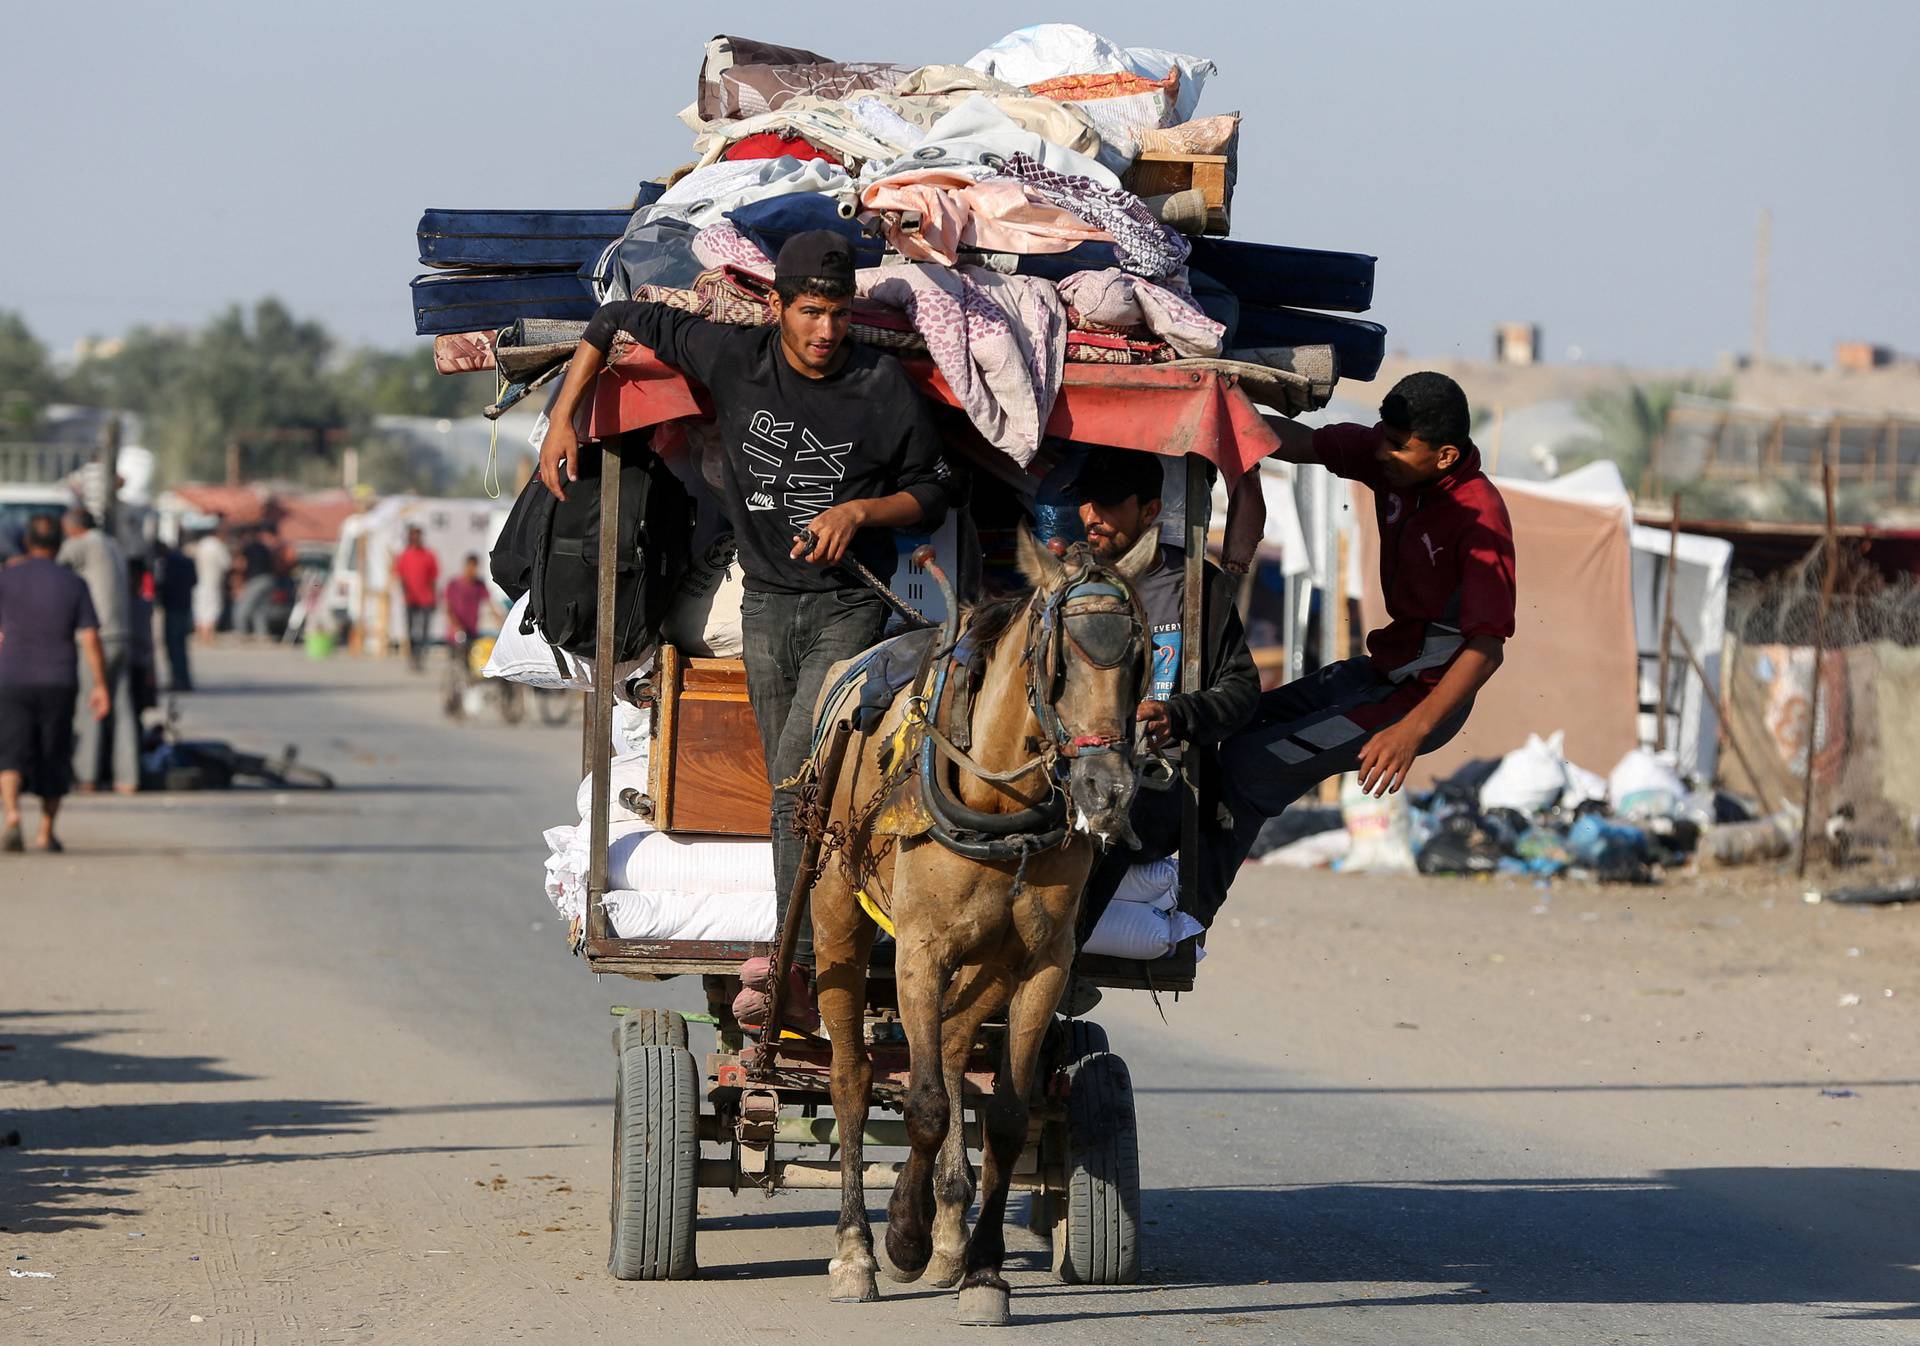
[
  {"xmin": 443, "ymin": 553, "xmax": 499, "ymax": 657},
  {"xmin": 58, "ymin": 508, "xmax": 139, "ymax": 793},
  {"xmin": 231, "ymin": 527, "xmax": 280, "ymax": 640},
  {"xmin": 0, "ymin": 514, "xmax": 111, "ymax": 851},
  {"xmin": 392, "ymin": 527, "xmax": 439, "ymax": 672},
  {"xmin": 156, "ymin": 538, "xmax": 197, "ymax": 691},
  {"xmin": 192, "ymin": 525, "xmax": 231, "ymax": 639}
]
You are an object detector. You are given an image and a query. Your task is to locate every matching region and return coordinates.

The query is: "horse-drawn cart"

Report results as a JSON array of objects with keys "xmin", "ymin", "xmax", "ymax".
[{"xmin": 567, "ymin": 355, "xmax": 1293, "ymax": 1306}]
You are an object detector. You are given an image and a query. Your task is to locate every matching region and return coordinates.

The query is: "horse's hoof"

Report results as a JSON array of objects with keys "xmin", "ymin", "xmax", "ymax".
[
  {"xmin": 881, "ymin": 1256, "xmax": 926, "ymax": 1285},
  {"xmin": 927, "ymin": 1250, "xmax": 967, "ymax": 1289},
  {"xmin": 828, "ymin": 1266, "xmax": 879, "ymax": 1303},
  {"xmin": 956, "ymin": 1281, "xmax": 1012, "ymax": 1327},
  {"xmin": 884, "ymin": 1229, "xmax": 931, "ymax": 1283}
]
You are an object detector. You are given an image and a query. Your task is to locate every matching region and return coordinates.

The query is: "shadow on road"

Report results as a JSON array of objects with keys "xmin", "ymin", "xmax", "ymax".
[
  {"xmin": 0, "ymin": 1010, "xmax": 600, "ymax": 1237},
  {"xmin": 1081, "ymin": 1174, "xmax": 1920, "ymax": 1322}
]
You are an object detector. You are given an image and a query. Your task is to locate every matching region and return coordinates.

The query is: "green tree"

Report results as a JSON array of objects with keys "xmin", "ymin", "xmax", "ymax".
[
  {"xmin": 336, "ymin": 345, "xmax": 492, "ymax": 420},
  {"xmin": 0, "ymin": 310, "xmax": 63, "ymax": 436},
  {"xmin": 1562, "ymin": 378, "xmax": 1730, "ymax": 494}
]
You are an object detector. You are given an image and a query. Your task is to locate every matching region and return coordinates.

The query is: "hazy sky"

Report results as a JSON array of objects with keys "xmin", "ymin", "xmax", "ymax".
[{"xmin": 3, "ymin": 2, "xmax": 1914, "ymax": 369}]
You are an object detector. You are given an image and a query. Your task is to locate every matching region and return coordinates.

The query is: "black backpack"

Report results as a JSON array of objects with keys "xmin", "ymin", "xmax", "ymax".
[{"xmin": 491, "ymin": 430, "xmax": 694, "ymax": 663}]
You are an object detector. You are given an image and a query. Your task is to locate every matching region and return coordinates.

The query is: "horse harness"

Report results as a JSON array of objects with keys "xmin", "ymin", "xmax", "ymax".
[{"xmin": 910, "ymin": 552, "xmax": 1151, "ymax": 864}]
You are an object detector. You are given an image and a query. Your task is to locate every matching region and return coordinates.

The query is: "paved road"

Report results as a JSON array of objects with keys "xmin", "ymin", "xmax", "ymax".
[{"xmin": 4, "ymin": 645, "xmax": 1915, "ymax": 1342}]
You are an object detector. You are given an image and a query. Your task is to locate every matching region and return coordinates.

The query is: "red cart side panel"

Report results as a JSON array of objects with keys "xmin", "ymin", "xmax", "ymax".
[{"xmin": 584, "ymin": 345, "xmax": 1281, "ymax": 485}]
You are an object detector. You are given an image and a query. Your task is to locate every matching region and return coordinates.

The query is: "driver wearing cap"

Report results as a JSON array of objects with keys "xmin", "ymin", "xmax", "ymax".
[{"xmin": 540, "ymin": 231, "xmax": 957, "ymax": 1022}]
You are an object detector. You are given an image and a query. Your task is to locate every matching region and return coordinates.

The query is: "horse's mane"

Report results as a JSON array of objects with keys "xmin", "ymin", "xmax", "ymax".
[{"xmin": 959, "ymin": 592, "xmax": 1031, "ymax": 661}]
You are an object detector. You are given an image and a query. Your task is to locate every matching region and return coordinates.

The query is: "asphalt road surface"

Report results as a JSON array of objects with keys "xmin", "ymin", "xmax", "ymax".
[{"xmin": 4, "ymin": 645, "xmax": 1916, "ymax": 1343}]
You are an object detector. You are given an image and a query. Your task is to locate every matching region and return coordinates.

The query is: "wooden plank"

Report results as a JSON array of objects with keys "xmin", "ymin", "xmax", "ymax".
[
  {"xmin": 651, "ymin": 642, "xmax": 682, "ymax": 828},
  {"xmin": 585, "ymin": 446, "xmax": 621, "ymax": 945}
]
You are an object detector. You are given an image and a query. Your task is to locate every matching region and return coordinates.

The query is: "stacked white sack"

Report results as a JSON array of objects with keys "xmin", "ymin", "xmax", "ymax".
[
  {"xmin": 1081, "ymin": 854, "xmax": 1204, "ymax": 960},
  {"xmin": 542, "ymin": 818, "xmax": 776, "ymax": 941}
]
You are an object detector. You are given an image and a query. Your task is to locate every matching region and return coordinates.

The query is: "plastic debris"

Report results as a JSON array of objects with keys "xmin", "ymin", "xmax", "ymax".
[
  {"xmin": 1818, "ymin": 1088, "xmax": 1858, "ymax": 1099},
  {"xmin": 9, "ymin": 1268, "xmax": 54, "ymax": 1279},
  {"xmin": 1837, "ymin": 993, "xmax": 1862, "ymax": 1007},
  {"xmin": 1826, "ymin": 876, "xmax": 1920, "ymax": 907}
]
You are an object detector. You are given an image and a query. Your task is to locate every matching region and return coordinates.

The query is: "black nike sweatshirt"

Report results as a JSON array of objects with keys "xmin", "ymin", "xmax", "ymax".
[{"xmin": 581, "ymin": 302, "xmax": 955, "ymax": 594}]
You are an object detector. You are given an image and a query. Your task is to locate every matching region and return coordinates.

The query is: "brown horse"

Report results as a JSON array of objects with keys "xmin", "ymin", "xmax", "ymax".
[{"xmin": 804, "ymin": 526, "xmax": 1157, "ymax": 1325}]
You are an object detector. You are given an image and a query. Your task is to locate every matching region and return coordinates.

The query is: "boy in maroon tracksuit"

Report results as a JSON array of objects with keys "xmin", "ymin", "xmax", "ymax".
[{"xmin": 1197, "ymin": 371, "xmax": 1517, "ymax": 921}]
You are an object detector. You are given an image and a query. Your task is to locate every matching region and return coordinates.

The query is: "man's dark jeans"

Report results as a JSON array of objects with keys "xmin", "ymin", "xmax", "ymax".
[
  {"xmin": 405, "ymin": 605, "xmax": 433, "ymax": 670},
  {"xmin": 740, "ymin": 586, "xmax": 888, "ymax": 961},
  {"xmin": 162, "ymin": 609, "xmax": 193, "ymax": 691}
]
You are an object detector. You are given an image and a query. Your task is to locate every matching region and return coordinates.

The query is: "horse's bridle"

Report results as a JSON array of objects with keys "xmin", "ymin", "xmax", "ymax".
[{"xmin": 918, "ymin": 549, "xmax": 1151, "ymax": 861}]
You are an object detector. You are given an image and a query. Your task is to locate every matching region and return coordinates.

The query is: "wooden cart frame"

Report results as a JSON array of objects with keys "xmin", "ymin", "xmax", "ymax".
[{"xmin": 574, "ymin": 387, "xmax": 1244, "ymax": 1282}]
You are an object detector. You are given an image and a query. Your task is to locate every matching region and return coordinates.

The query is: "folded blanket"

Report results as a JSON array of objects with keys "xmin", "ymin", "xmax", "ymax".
[
  {"xmin": 860, "ymin": 169, "xmax": 1109, "ymax": 268},
  {"xmin": 858, "ymin": 263, "xmax": 1065, "ymax": 465},
  {"xmin": 1059, "ymin": 269, "xmax": 1224, "ymax": 357}
]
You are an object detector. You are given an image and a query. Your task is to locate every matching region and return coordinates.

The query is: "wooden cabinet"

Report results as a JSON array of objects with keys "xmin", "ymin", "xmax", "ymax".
[{"xmin": 649, "ymin": 644, "xmax": 771, "ymax": 838}]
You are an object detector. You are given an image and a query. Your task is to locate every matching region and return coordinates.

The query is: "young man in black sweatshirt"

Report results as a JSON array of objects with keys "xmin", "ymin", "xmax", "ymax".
[{"xmin": 539, "ymin": 231, "xmax": 955, "ymax": 1007}]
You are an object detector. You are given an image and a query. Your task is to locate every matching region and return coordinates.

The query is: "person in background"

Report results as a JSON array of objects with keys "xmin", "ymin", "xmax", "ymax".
[
  {"xmin": 58, "ymin": 508, "xmax": 138, "ymax": 793},
  {"xmin": 126, "ymin": 557, "xmax": 159, "ymax": 734},
  {"xmin": 230, "ymin": 527, "xmax": 279, "ymax": 640},
  {"xmin": 192, "ymin": 525, "xmax": 231, "ymax": 639},
  {"xmin": 443, "ymin": 553, "xmax": 499, "ymax": 656},
  {"xmin": 155, "ymin": 538, "xmax": 197, "ymax": 691},
  {"xmin": 0, "ymin": 515, "xmax": 111, "ymax": 851},
  {"xmin": 392, "ymin": 526, "xmax": 440, "ymax": 672}
]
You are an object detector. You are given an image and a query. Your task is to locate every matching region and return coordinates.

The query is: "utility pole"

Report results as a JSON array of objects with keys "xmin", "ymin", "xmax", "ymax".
[{"xmin": 1751, "ymin": 207, "xmax": 1771, "ymax": 365}]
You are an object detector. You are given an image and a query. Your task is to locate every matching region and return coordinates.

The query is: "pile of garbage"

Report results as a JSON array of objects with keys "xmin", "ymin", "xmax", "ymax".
[
  {"xmin": 1257, "ymin": 732, "xmax": 1770, "ymax": 884},
  {"xmin": 411, "ymin": 24, "xmax": 1385, "ymax": 438}
]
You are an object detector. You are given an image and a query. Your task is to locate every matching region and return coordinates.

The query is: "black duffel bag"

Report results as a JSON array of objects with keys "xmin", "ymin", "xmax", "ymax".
[{"xmin": 491, "ymin": 430, "xmax": 694, "ymax": 664}]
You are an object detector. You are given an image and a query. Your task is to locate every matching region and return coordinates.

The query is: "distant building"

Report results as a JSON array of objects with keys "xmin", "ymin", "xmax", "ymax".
[
  {"xmin": 1494, "ymin": 322, "xmax": 1541, "ymax": 366},
  {"xmin": 1835, "ymin": 341, "xmax": 1897, "ymax": 371}
]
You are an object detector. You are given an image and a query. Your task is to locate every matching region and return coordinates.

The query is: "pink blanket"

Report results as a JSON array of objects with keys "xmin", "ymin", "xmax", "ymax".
[{"xmin": 860, "ymin": 169, "xmax": 1109, "ymax": 268}]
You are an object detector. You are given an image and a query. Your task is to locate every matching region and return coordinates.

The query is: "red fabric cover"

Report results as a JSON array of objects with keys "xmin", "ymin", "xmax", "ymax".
[
  {"xmin": 584, "ymin": 354, "xmax": 1280, "ymax": 487},
  {"xmin": 719, "ymin": 133, "xmax": 842, "ymax": 166},
  {"xmin": 1313, "ymin": 422, "xmax": 1518, "ymax": 683}
]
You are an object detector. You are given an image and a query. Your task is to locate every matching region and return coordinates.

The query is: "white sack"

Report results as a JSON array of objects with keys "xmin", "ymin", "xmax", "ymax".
[
  {"xmin": 1478, "ymin": 732, "xmax": 1570, "ymax": 815},
  {"xmin": 1608, "ymin": 747, "xmax": 1686, "ymax": 819},
  {"xmin": 1083, "ymin": 899, "xmax": 1204, "ymax": 961},
  {"xmin": 1260, "ymin": 828, "xmax": 1353, "ymax": 868},
  {"xmin": 1562, "ymin": 759, "xmax": 1610, "ymax": 808},
  {"xmin": 574, "ymin": 749, "xmax": 652, "ymax": 825},
  {"xmin": 611, "ymin": 700, "xmax": 649, "ymax": 758},
  {"xmin": 486, "ymin": 592, "xmax": 650, "ymax": 691},
  {"xmin": 1112, "ymin": 854, "xmax": 1178, "ymax": 908},
  {"xmin": 603, "ymin": 888, "xmax": 774, "ymax": 942},
  {"xmin": 543, "ymin": 820, "xmax": 774, "ymax": 922},
  {"xmin": 662, "ymin": 533, "xmax": 745, "ymax": 658},
  {"xmin": 1339, "ymin": 773, "xmax": 1416, "ymax": 872},
  {"xmin": 964, "ymin": 24, "xmax": 1215, "ymax": 122},
  {"xmin": 486, "ymin": 593, "xmax": 586, "ymax": 689}
]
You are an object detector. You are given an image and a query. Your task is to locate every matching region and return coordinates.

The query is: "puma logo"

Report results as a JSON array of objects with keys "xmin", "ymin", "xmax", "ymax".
[
  {"xmin": 746, "ymin": 491, "xmax": 777, "ymax": 512},
  {"xmin": 1421, "ymin": 532, "xmax": 1443, "ymax": 564}
]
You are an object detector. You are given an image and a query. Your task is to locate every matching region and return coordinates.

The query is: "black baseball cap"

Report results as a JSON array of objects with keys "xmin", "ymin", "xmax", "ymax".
[
  {"xmin": 1067, "ymin": 445, "xmax": 1165, "ymax": 507},
  {"xmin": 774, "ymin": 230, "xmax": 855, "ymax": 285}
]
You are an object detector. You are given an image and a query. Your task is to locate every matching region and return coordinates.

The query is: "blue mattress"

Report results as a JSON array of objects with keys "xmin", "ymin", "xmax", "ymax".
[
  {"xmin": 1185, "ymin": 237, "xmax": 1373, "ymax": 314},
  {"xmin": 417, "ymin": 191, "xmax": 662, "ymax": 270},
  {"xmin": 410, "ymin": 269, "xmax": 597, "ymax": 336},
  {"xmin": 1234, "ymin": 306, "xmax": 1387, "ymax": 381}
]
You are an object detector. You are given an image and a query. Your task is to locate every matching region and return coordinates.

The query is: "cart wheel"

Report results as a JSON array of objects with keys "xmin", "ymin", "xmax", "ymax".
[
  {"xmin": 1052, "ymin": 1020, "xmax": 1140, "ymax": 1286},
  {"xmin": 611, "ymin": 1009, "xmax": 690, "ymax": 1052},
  {"xmin": 609, "ymin": 1041, "xmax": 698, "ymax": 1280}
]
